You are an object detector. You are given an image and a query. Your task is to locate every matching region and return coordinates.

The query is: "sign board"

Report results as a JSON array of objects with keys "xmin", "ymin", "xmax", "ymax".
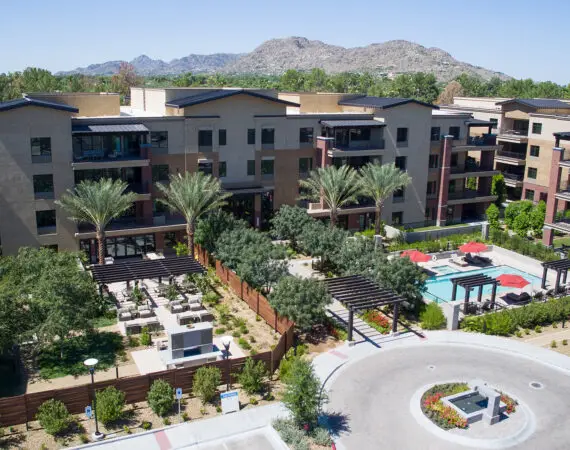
[
  {"xmin": 220, "ymin": 390, "xmax": 240, "ymax": 414},
  {"xmin": 176, "ymin": 388, "xmax": 183, "ymax": 400},
  {"xmin": 85, "ymin": 406, "xmax": 92, "ymax": 419}
]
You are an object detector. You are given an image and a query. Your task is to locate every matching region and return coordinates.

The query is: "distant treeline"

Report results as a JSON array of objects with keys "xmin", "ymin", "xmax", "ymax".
[{"xmin": 1, "ymin": 66, "xmax": 569, "ymax": 105}]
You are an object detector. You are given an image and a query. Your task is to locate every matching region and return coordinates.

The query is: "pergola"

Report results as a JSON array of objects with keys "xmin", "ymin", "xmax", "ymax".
[
  {"xmin": 91, "ymin": 256, "xmax": 204, "ymax": 288},
  {"xmin": 323, "ymin": 275, "xmax": 407, "ymax": 341},
  {"xmin": 541, "ymin": 259, "xmax": 570, "ymax": 293},
  {"xmin": 450, "ymin": 274, "xmax": 499, "ymax": 313}
]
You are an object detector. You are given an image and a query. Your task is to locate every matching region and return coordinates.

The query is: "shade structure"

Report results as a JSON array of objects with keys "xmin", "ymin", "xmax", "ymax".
[
  {"xmin": 496, "ymin": 274, "xmax": 530, "ymax": 289},
  {"xmin": 459, "ymin": 242, "xmax": 488, "ymax": 253},
  {"xmin": 400, "ymin": 249, "xmax": 431, "ymax": 263}
]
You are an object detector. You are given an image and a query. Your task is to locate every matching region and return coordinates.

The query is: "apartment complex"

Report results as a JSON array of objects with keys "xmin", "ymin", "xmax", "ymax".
[
  {"xmin": 0, "ymin": 88, "xmax": 501, "ymax": 261},
  {"xmin": 445, "ymin": 97, "xmax": 570, "ymax": 203}
]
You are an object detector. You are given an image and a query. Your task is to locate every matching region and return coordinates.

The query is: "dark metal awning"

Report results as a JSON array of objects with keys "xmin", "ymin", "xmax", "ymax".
[
  {"xmin": 72, "ymin": 124, "xmax": 149, "ymax": 134},
  {"xmin": 320, "ymin": 119, "xmax": 386, "ymax": 128},
  {"xmin": 554, "ymin": 131, "xmax": 570, "ymax": 141},
  {"xmin": 465, "ymin": 119, "xmax": 495, "ymax": 127},
  {"xmin": 91, "ymin": 256, "xmax": 204, "ymax": 284}
]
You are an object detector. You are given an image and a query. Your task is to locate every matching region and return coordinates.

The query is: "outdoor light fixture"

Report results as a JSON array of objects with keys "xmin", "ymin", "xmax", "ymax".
[
  {"xmin": 84, "ymin": 358, "xmax": 104, "ymax": 441},
  {"xmin": 220, "ymin": 336, "xmax": 233, "ymax": 391}
]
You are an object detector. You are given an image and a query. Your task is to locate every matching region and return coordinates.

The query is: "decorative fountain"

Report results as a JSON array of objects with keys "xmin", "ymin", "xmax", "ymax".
[{"xmin": 442, "ymin": 379, "xmax": 506, "ymax": 425}]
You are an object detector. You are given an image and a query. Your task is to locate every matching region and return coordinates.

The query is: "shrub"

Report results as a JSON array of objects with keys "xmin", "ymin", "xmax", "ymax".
[
  {"xmin": 36, "ymin": 399, "xmax": 72, "ymax": 436},
  {"xmin": 123, "ymin": 425, "xmax": 131, "ymax": 434},
  {"xmin": 249, "ymin": 336, "xmax": 256, "ymax": 343},
  {"xmin": 551, "ymin": 340, "xmax": 557, "ymax": 348},
  {"xmin": 273, "ymin": 418, "xmax": 311, "ymax": 450},
  {"xmin": 200, "ymin": 407, "xmax": 206, "ymax": 415},
  {"xmin": 515, "ymin": 330, "xmax": 522, "ymax": 338},
  {"xmin": 553, "ymin": 323, "xmax": 558, "ymax": 328},
  {"xmin": 279, "ymin": 346, "xmax": 308, "ymax": 382},
  {"xmin": 312, "ymin": 426, "xmax": 333, "ymax": 446},
  {"xmin": 535, "ymin": 325, "xmax": 542, "ymax": 333},
  {"xmin": 486, "ymin": 204, "xmax": 500, "ymax": 232},
  {"xmin": 249, "ymin": 397, "xmax": 258, "ymax": 405},
  {"xmin": 215, "ymin": 327, "xmax": 226, "ymax": 335},
  {"xmin": 182, "ymin": 412, "xmax": 189, "ymax": 421},
  {"xmin": 141, "ymin": 421, "xmax": 152, "ymax": 430},
  {"xmin": 563, "ymin": 339, "xmax": 568, "ymax": 346},
  {"xmin": 524, "ymin": 328, "xmax": 530, "ymax": 335},
  {"xmin": 282, "ymin": 358, "xmax": 323, "ymax": 427},
  {"xmin": 128, "ymin": 336, "xmax": 140, "ymax": 347},
  {"xmin": 420, "ymin": 303, "xmax": 446, "ymax": 330},
  {"xmin": 193, "ymin": 366, "xmax": 222, "ymax": 404},
  {"xmin": 79, "ymin": 434, "xmax": 89, "ymax": 443},
  {"xmin": 96, "ymin": 386, "xmax": 126, "ymax": 425},
  {"xmin": 237, "ymin": 358, "xmax": 267, "ymax": 395},
  {"xmin": 232, "ymin": 331, "xmax": 241, "ymax": 338},
  {"xmin": 163, "ymin": 417, "xmax": 171, "ymax": 426},
  {"xmin": 147, "ymin": 379, "xmax": 175, "ymax": 417},
  {"xmin": 238, "ymin": 337, "xmax": 251, "ymax": 350},
  {"xmin": 140, "ymin": 327, "xmax": 152, "ymax": 346},
  {"xmin": 361, "ymin": 310, "xmax": 390, "ymax": 334},
  {"xmin": 203, "ymin": 291, "xmax": 220, "ymax": 306}
]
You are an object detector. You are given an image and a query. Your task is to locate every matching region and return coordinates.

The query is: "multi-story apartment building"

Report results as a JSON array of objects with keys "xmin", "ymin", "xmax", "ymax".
[
  {"xmin": 0, "ymin": 88, "xmax": 501, "ymax": 262},
  {"xmin": 445, "ymin": 97, "xmax": 570, "ymax": 203}
]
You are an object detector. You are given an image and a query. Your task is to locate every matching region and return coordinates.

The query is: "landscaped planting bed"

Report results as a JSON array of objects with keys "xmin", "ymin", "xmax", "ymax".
[
  {"xmin": 360, "ymin": 310, "xmax": 392, "ymax": 334},
  {"xmin": 421, "ymin": 383, "xmax": 470, "ymax": 429}
]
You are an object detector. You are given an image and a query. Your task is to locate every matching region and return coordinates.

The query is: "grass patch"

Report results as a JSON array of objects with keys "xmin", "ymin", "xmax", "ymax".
[
  {"xmin": 554, "ymin": 236, "xmax": 570, "ymax": 247},
  {"xmin": 91, "ymin": 311, "xmax": 118, "ymax": 328},
  {"xmin": 37, "ymin": 332, "xmax": 124, "ymax": 379},
  {"xmin": 412, "ymin": 223, "xmax": 469, "ymax": 232}
]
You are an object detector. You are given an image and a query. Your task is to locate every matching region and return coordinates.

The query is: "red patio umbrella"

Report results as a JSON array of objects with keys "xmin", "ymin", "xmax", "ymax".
[
  {"xmin": 459, "ymin": 241, "xmax": 488, "ymax": 253},
  {"xmin": 400, "ymin": 249, "xmax": 431, "ymax": 263},
  {"xmin": 497, "ymin": 274, "xmax": 530, "ymax": 289}
]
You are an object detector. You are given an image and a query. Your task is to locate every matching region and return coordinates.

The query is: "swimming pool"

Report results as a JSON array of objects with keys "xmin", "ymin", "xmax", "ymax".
[
  {"xmin": 425, "ymin": 265, "xmax": 542, "ymax": 303},
  {"xmin": 432, "ymin": 265, "xmax": 457, "ymax": 275}
]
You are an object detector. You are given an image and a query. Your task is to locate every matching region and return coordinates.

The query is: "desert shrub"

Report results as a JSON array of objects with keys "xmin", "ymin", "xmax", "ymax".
[
  {"xmin": 147, "ymin": 379, "xmax": 175, "ymax": 417},
  {"xmin": 79, "ymin": 433, "xmax": 89, "ymax": 443},
  {"xmin": 535, "ymin": 325, "xmax": 542, "ymax": 333},
  {"xmin": 141, "ymin": 421, "xmax": 152, "ymax": 430},
  {"xmin": 128, "ymin": 336, "xmax": 140, "ymax": 347},
  {"xmin": 551, "ymin": 340, "xmax": 557, "ymax": 348},
  {"xmin": 278, "ymin": 345, "xmax": 308, "ymax": 382},
  {"xmin": 182, "ymin": 412, "xmax": 189, "ymax": 421},
  {"xmin": 312, "ymin": 426, "xmax": 333, "ymax": 446},
  {"xmin": 96, "ymin": 386, "xmax": 125, "ymax": 425},
  {"xmin": 273, "ymin": 418, "xmax": 311, "ymax": 450},
  {"xmin": 202, "ymin": 291, "xmax": 220, "ymax": 306},
  {"xmin": 193, "ymin": 366, "xmax": 221, "ymax": 404},
  {"xmin": 140, "ymin": 327, "xmax": 152, "ymax": 346},
  {"xmin": 238, "ymin": 337, "xmax": 251, "ymax": 350},
  {"xmin": 237, "ymin": 358, "xmax": 267, "ymax": 395},
  {"xmin": 163, "ymin": 417, "xmax": 171, "ymax": 426},
  {"xmin": 563, "ymin": 339, "xmax": 568, "ymax": 346},
  {"xmin": 36, "ymin": 399, "xmax": 72, "ymax": 435},
  {"xmin": 420, "ymin": 303, "xmax": 446, "ymax": 330},
  {"xmin": 282, "ymin": 358, "xmax": 323, "ymax": 426}
]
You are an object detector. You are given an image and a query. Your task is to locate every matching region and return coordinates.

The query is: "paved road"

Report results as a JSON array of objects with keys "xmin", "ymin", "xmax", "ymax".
[{"xmin": 326, "ymin": 344, "xmax": 570, "ymax": 449}]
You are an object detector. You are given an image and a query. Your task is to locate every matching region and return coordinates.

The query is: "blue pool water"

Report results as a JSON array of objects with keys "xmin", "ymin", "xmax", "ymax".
[
  {"xmin": 183, "ymin": 345, "xmax": 220, "ymax": 358},
  {"xmin": 432, "ymin": 265, "xmax": 457, "ymax": 275},
  {"xmin": 425, "ymin": 265, "xmax": 542, "ymax": 303}
]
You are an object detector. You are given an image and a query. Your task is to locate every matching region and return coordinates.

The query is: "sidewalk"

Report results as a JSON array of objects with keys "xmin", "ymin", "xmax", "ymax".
[{"xmin": 70, "ymin": 403, "xmax": 289, "ymax": 450}]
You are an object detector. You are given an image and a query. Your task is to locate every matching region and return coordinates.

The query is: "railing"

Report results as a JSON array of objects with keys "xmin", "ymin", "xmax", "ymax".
[
  {"xmin": 503, "ymin": 173, "xmax": 524, "ymax": 181},
  {"xmin": 448, "ymin": 189, "xmax": 492, "ymax": 200},
  {"xmin": 498, "ymin": 129, "xmax": 528, "ymax": 137},
  {"xmin": 125, "ymin": 182, "xmax": 150, "ymax": 195},
  {"xmin": 466, "ymin": 135, "xmax": 497, "ymax": 146},
  {"xmin": 496, "ymin": 150, "xmax": 526, "ymax": 160},
  {"xmin": 450, "ymin": 164, "xmax": 495, "ymax": 174},
  {"xmin": 332, "ymin": 139, "xmax": 385, "ymax": 151},
  {"xmin": 73, "ymin": 149, "xmax": 143, "ymax": 162}
]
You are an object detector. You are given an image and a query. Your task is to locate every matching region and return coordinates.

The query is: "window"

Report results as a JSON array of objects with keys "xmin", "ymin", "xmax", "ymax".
[
  {"xmin": 530, "ymin": 145, "xmax": 540, "ymax": 157},
  {"xmin": 299, "ymin": 157, "xmax": 313, "ymax": 174},
  {"xmin": 532, "ymin": 122, "xmax": 542, "ymax": 134},
  {"xmin": 219, "ymin": 161, "xmax": 227, "ymax": 178},
  {"xmin": 449, "ymin": 180, "xmax": 456, "ymax": 193},
  {"xmin": 198, "ymin": 130, "xmax": 213, "ymax": 148},
  {"xmin": 395, "ymin": 156, "xmax": 407, "ymax": 171},
  {"xmin": 449, "ymin": 126, "xmax": 461, "ymax": 140},
  {"xmin": 247, "ymin": 160, "xmax": 256, "ymax": 176},
  {"xmin": 428, "ymin": 154, "xmax": 439, "ymax": 169},
  {"xmin": 392, "ymin": 212, "xmax": 403, "ymax": 225},
  {"xmin": 33, "ymin": 174, "xmax": 54, "ymax": 199},
  {"xmin": 490, "ymin": 118, "xmax": 498, "ymax": 130},
  {"xmin": 31, "ymin": 137, "xmax": 52, "ymax": 162},
  {"xmin": 261, "ymin": 128, "xmax": 275, "ymax": 147},
  {"xmin": 261, "ymin": 159, "xmax": 274, "ymax": 178},
  {"xmin": 350, "ymin": 128, "xmax": 371, "ymax": 141},
  {"xmin": 430, "ymin": 127, "xmax": 441, "ymax": 141},
  {"xmin": 396, "ymin": 128, "xmax": 408, "ymax": 145},
  {"xmin": 198, "ymin": 160, "xmax": 213, "ymax": 175},
  {"xmin": 36, "ymin": 210, "xmax": 56, "ymax": 234},
  {"xmin": 393, "ymin": 187, "xmax": 404, "ymax": 203},
  {"xmin": 150, "ymin": 131, "xmax": 168, "ymax": 148},
  {"xmin": 525, "ymin": 189, "xmax": 535, "ymax": 201},
  {"xmin": 247, "ymin": 129, "xmax": 256, "ymax": 145},
  {"xmin": 427, "ymin": 181, "xmax": 437, "ymax": 195},
  {"xmin": 527, "ymin": 167, "xmax": 538, "ymax": 179},
  {"xmin": 218, "ymin": 129, "xmax": 227, "ymax": 146},
  {"xmin": 152, "ymin": 164, "xmax": 169, "ymax": 182},
  {"xmin": 539, "ymin": 192, "xmax": 548, "ymax": 203},
  {"xmin": 450, "ymin": 153, "xmax": 458, "ymax": 167},
  {"xmin": 299, "ymin": 127, "xmax": 314, "ymax": 144}
]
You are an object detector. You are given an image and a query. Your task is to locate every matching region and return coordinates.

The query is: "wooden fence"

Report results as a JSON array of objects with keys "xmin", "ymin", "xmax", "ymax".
[{"xmin": 0, "ymin": 247, "xmax": 294, "ymax": 427}]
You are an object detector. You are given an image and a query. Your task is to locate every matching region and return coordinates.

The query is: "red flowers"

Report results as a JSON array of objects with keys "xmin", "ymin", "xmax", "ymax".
[
  {"xmin": 361, "ymin": 310, "xmax": 391, "ymax": 334},
  {"xmin": 501, "ymin": 394, "xmax": 517, "ymax": 414}
]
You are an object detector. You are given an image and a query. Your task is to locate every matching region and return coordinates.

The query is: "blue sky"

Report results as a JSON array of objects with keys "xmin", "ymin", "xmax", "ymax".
[{"xmin": 1, "ymin": 0, "xmax": 567, "ymax": 84}]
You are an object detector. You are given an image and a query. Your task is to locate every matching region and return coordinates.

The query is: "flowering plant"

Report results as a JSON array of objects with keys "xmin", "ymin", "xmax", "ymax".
[
  {"xmin": 361, "ymin": 310, "xmax": 391, "ymax": 334},
  {"xmin": 500, "ymin": 394, "xmax": 518, "ymax": 414}
]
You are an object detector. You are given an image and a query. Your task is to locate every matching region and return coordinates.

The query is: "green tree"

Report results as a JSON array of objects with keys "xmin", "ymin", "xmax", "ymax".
[
  {"xmin": 269, "ymin": 277, "xmax": 332, "ymax": 331},
  {"xmin": 147, "ymin": 379, "xmax": 175, "ymax": 417},
  {"xmin": 36, "ymin": 399, "xmax": 72, "ymax": 436},
  {"xmin": 110, "ymin": 62, "xmax": 141, "ymax": 101},
  {"xmin": 513, "ymin": 213, "xmax": 531, "ymax": 238},
  {"xmin": 436, "ymin": 80, "xmax": 464, "ymax": 105},
  {"xmin": 336, "ymin": 235, "xmax": 383, "ymax": 276},
  {"xmin": 298, "ymin": 220, "xmax": 349, "ymax": 271},
  {"xmin": 280, "ymin": 70, "xmax": 306, "ymax": 92},
  {"xmin": 236, "ymin": 358, "xmax": 268, "ymax": 395},
  {"xmin": 282, "ymin": 358, "xmax": 324, "ymax": 427},
  {"xmin": 486, "ymin": 203, "xmax": 500, "ymax": 232},
  {"xmin": 195, "ymin": 210, "xmax": 247, "ymax": 254},
  {"xmin": 504, "ymin": 200, "xmax": 533, "ymax": 229},
  {"xmin": 157, "ymin": 172, "xmax": 231, "ymax": 254},
  {"xmin": 299, "ymin": 165, "xmax": 361, "ymax": 228},
  {"xmin": 96, "ymin": 386, "xmax": 125, "ymax": 425},
  {"xmin": 56, "ymin": 179, "xmax": 137, "ymax": 264},
  {"xmin": 491, "ymin": 174, "xmax": 507, "ymax": 206},
  {"xmin": 530, "ymin": 200, "xmax": 546, "ymax": 236},
  {"xmin": 193, "ymin": 366, "xmax": 222, "ymax": 404},
  {"xmin": 271, "ymin": 205, "xmax": 313, "ymax": 251},
  {"xmin": 359, "ymin": 163, "xmax": 412, "ymax": 234}
]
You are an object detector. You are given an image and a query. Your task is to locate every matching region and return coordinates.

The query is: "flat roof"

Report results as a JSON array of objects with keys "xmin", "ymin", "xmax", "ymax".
[
  {"xmin": 338, "ymin": 96, "xmax": 438, "ymax": 110},
  {"xmin": 496, "ymin": 98, "xmax": 570, "ymax": 109},
  {"xmin": 321, "ymin": 119, "xmax": 385, "ymax": 128}
]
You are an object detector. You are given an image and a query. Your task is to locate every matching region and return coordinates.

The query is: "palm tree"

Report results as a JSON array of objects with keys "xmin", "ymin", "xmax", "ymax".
[
  {"xmin": 56, "ymin": 179, "xmax": 138, "ymax": 264},
  {"xmin": 156, "ymin": 172, "xmax": 231, "ymax": 255},
  {"xmin": 299, "ymin": 165, "xmax": 361, "ymax": 228},
  {"xmin": 359, "ymin": 163, "xmax": 412, "ymax": 234}
]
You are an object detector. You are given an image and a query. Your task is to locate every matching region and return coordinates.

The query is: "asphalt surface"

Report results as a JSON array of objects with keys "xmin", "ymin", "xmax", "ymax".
[{"xmin": 326, "ymin": 344, "xmax": 570, "ymax": 449}]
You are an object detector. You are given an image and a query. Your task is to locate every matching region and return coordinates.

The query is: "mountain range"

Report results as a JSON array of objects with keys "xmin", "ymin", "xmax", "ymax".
[{"xmin": 58, "ymin": 37, "xmax": 509, "ymax": 82}]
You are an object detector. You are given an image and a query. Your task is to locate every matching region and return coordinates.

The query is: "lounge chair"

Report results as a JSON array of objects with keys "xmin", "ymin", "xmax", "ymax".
[
  {"xmin": 450, "ymin": 256, "xmax": 469, "ymax": 267},
  {"xmin": 505, "ymin": 292, "xmax": 531, "ymax": 304},
  {"xmin": 464, "ymin": 253, "xmax": 480, "ymax": 265},
  {"xmin": 474, "ymin": 254, "xmax": 492, "ymax": 265}
]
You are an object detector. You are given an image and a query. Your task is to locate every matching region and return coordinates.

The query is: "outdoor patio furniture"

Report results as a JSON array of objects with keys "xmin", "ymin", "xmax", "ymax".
[
  {"xmin": 178, "ymin": 311, "xmax": 200, "ymax": 325},
  {"xmin": 119, "ymin": 311, "xmax": 133, "ymax": 321},
  {"xmin": 450, "ymin": 257, "xmax": 469, "ymax": 267},
  {"xmin": 171, "ymin": 304, "xmax": 184, "ymax": 314},
  {"xmin": 189, "ymin": 302, "xmax": 202, "ymax": 311},
  {"xmin": 474, "ymin": 254, "xmax": 492, "ymax": 265},
  {"xmin": 139, "ymin": 309, "xmax": 153, "ymax": 318},
  {"xmin": 504, "ymin": 292, "xmax": 532, "ymax": 304},
  {"xmin": 197, "ymin": 310, "xmax": 214, "ymax": 322},
  {"xmin": 187, "ymin": 294, "xmax": 202, "ymax": 303}
]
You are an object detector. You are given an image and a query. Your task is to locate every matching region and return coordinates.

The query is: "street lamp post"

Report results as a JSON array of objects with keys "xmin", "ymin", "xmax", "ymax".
[
  {"xmin": 220, "ymin": 336, "xmax": 233, "ymax": 391},
  {"xmin": 84, "ymin": 358, "xmax": 104, "ymax": 441}
]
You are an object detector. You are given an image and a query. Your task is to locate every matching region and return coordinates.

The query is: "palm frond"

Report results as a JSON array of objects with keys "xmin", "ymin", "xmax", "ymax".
[
  {"xmin": 299, "ymin": 165, "xmax": 362, "ymax": 211},
  {"xmin": 359, "ymin": 163, "xmax": 412, "ymax": 205}
]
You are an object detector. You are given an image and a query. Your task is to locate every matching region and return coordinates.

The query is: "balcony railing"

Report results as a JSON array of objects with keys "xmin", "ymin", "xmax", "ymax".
[
  {"xmin": 448, "ymin": 190, "xmax": 492, "ymax": 200},
  {"xmin": 73, "ymin": 148, "xmax": 143, "ymax": 162},
  {"xmin": 466, "ymin": 135, "xmax": 497, "ymax": 146},
  {"xmin": 498, "ymin": 129, "xmax": 528, "ymax": 137},
  {"xmin": 503, "ymin": 173, "xmax": 524, "ymax": 182},
  {"xmin": 125, "ymin": 182, "xmax": 150, "ymax": 195},
  {"xmin": 496, "ymin": 150, "xmax": 526, "ymax": 160},
  {"xmin": 450, "ymin": 164, "xmax": 495, "ymax": 174},
  {"xmin": 331, "ymin": 139, "xmax": 386, "ymax": 151}
]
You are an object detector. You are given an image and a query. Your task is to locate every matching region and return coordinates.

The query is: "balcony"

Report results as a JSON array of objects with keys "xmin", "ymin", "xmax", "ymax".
[
  {"xmin": 324, "ymin": 138, "xmax": 386, "ymax": 157},
  {"xmin": 76, "ymin": 214, "xmax": 186, "ymax": 238},
  {"xmin": 555, "ymin": 189, "xmax": 570, "ymax": 202},
  {"xmin": 306, "ymin": 199, "xmax": 376, "ymax": 217},
  {"xmin": 447, "ymin": 189, "xmax": 498, "ymax": 206},
  {"xmin": 467, "ymin": 135, "xmax": 497, "ymax": 146},
  {"xmin": 497, "ymin": 129, "xmax": 529, "ymax": 144},
  {"xmin": 502, "ymin": 173, "xmax": 524, "ymax": 187},
  {"xmin": 545, "ymin": 218, "xmax": 570, "ymax": 234},
  {"xmin": 495, "ymin": 151, "xmax": 527, "ymax": 166}
]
